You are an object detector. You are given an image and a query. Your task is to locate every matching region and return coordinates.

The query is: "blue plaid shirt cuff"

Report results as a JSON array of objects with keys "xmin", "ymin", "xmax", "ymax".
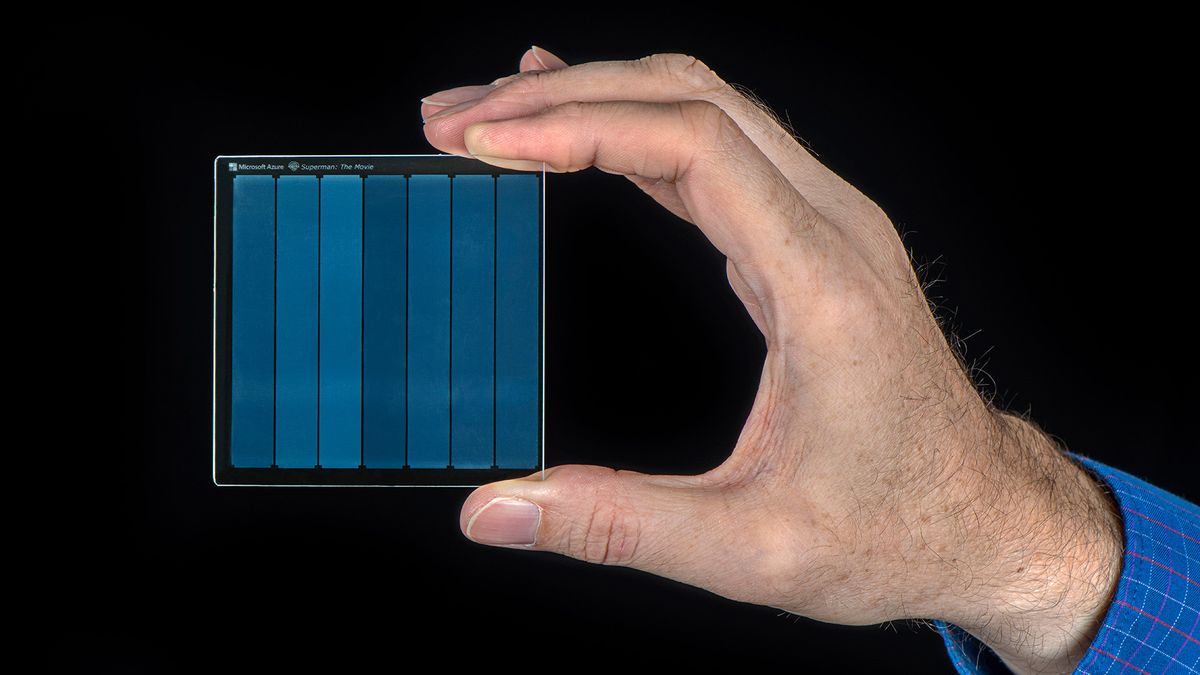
[{"xmin": 934, "ymin": 453, "xmax": 1200, "ymax": 674}]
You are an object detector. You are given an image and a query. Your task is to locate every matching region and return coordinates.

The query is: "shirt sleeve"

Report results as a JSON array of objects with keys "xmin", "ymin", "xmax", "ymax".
[{"xmin": 934, "ymin": 453, "xmax": 1200, "ymax": 674}]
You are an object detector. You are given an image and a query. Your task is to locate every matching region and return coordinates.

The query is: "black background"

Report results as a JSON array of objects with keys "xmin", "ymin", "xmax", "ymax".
[{"xmin": 24, "ymin": 15, "xmax": 1196, "ymax": 673}]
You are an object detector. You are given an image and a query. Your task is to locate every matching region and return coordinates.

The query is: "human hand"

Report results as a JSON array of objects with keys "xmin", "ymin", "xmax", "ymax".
[{"xmin": 420, "ymin": 47, "xmax": 1123, "ymax": 675}]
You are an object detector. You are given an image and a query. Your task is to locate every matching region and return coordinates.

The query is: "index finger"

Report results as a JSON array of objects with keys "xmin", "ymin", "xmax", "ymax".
[
  {"xmin": 461, "ymin": 98, "xmax": 844, "ymax": 334},
  {"xmin": 424, "ymin": 53, "xmax": 880, "ymax": 229}
]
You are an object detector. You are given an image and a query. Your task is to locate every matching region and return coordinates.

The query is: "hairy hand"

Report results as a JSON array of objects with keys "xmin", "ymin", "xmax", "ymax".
[{"xmin": 420, "ymin": 46, "xmax": 1122, "ymax": 674}]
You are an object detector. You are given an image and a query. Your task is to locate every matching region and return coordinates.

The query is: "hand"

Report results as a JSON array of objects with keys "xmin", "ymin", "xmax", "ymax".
[{"xmin": 420, "ymin": 47, "xmax": 1123, "ymax": 675}]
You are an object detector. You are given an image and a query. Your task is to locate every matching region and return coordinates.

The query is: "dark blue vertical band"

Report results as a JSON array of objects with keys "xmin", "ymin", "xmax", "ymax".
[
  {"xmin": 275, "ymin": 176, "xmax": 320, "ymax": 467},
  {"xmin": 495, "ymin": 175, "xmax": 540, "ymax": 469},
  {"xmin": 363, "ymin": 176, "xmax": 407, "ymax": 468},
  {"xmin": 231, "ymin": 175, "xmax": 275, "ymax": 468},
  {"xmin": 318, "ymin": 175, "xmax": 363, "ymax": 468},
  {"xmin": 407, "ymin": 175, "xmax": 451, "ymax": 468},
  {"xmin": 451, "ymin": 175, "xmax": 495, "ymax": 468}
]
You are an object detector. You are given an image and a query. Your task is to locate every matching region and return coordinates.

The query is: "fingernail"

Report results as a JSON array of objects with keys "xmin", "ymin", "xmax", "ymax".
[
  {"xmin": 466, "ymin": 497, "xmax": 541, "ymax": 545},
  {"xmin": 530, "ymin": 44, "xmax": 551, "ymax": 70},
  {"xmin": 529, "ymin": 45, "xmax": 568, "ymax": 70},
  {"xmin": 424, "ymin": 97, "xmax": 484, "ymax": 123},
  {"xmin": 420, "ymin": 84, "xmax": 494, "ymax": 108}
]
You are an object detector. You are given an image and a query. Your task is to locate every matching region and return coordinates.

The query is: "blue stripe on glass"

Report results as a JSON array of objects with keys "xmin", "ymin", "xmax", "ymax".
[
  {"xmin": 495, "ymin": 174, "xmax": 539, "ymax": 469},
  {"xmin": 451, "ymin": 175, "xmax": 495, "ymax": 468},
  {"xmin": 318, "ymin": 175, "xmax": 363, "ymax": 468},
  {"xmin": 407, "ymin": 175, "xmax": 451, "ymax": 468},
  {"xmin": 363, "ymin": 176, "xmax": 407, "ymax": 468},
  {"xmin": 231, "ymin": 175, "xmax": 275, "ymax": 468},
  {"xmin": 275, "ymin": 176, "xmax": 319, "ymax": 468}
]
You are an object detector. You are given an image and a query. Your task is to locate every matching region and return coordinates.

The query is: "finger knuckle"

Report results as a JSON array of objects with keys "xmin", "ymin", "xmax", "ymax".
[
  {"xmin": 813, "ymin": 266, "xmax": 893, "ymax": 333},
  {"xmin": 738, "ymin": 513, "xmax": 813, "ymax": 604},
  {"xmin": 555, "ymin": 99, "xmax": 589, "ymax": 119},
  {"xmin": 500, "ymin": 69, "xmax": 555, "ymax": 107},
  {"xmin": 784, "ymin": 190, "xmax": 822, "ymax": 235},
  {"xmin": 679, "ymin": 100, "xmax": 744, "ymax": 150},
  {"xmin": 572, "ymin": 485, "xmax": 642, "ymax": 566},
  {"xmin": 586, "ymin": 504, "xmax": 642, "ymax": 566},
  {"xmin": 641, "ymin": 53, "xmax": 727, "ymax": 94}
]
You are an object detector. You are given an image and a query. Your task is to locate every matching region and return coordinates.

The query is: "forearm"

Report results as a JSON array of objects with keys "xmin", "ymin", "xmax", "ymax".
[{"xmin": 937, "ymin": 411, "xmax": 1124, "ymax": 675}]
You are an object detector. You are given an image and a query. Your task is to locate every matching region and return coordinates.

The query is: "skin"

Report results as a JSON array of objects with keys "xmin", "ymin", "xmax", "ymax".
[{"xmin": 420, "ymin": 46, "xmax": 1124, "ymax": 674}]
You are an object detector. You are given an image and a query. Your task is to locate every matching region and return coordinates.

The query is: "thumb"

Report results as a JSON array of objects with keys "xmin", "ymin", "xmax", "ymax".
[{"xmin": 460, "ymin": 464, "xmax": 720, "ymax": 571}]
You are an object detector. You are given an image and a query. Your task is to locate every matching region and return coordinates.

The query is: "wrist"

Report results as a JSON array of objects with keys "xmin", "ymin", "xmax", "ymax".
[{"xmin": 939, "ymin": 411, "xmax": 1124, "ymax": 674}]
